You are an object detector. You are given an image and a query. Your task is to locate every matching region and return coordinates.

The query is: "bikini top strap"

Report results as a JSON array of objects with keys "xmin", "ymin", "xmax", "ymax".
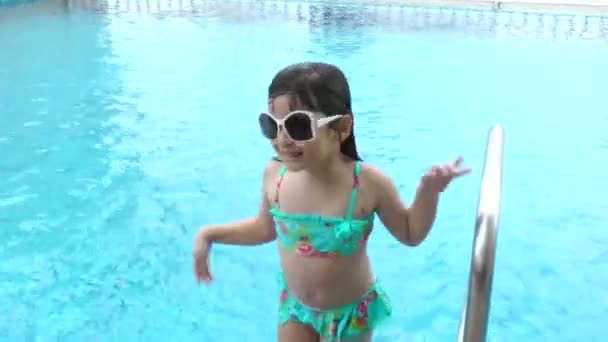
[
  {"xmin": 345, "ymin": 161, "xmax": 362, "ymax": 220},
  {"xmin": 273, "ymin": 164, "xmax": 288, "ymax": 207}
]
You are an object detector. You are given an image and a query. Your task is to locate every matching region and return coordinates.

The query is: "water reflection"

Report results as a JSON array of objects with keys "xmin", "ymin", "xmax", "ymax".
[
  {"xmin": 306, "ymin": 4, "xmax": 374, "ymax": 59},
  {"xmin": 44, "ymin": 0, "xmax": 608, "ymax": 39},
  {"xmin": 0, "ymin": 12, "xmax": 143, "ymax": 339}
]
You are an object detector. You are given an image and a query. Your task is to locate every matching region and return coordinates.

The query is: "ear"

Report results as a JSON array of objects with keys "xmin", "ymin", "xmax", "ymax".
[{"xmin": 337, "ymin": 115, "xmax": 353, "ymax": 142}]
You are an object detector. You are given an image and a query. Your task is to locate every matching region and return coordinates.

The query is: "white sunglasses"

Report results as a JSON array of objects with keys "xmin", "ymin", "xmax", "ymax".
[{"xmin": 258, "ymin": 110, "xmax": 344, "ymax": 142}]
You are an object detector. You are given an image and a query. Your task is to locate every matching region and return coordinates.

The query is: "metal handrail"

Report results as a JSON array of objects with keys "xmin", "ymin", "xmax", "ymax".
[{"xmin": 457, "ymin": 125, "xmax": 505, "ymax": 342}]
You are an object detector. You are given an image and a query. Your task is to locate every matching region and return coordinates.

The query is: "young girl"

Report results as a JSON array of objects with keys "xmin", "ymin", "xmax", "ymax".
[{"xmin": 193, "ymin": 62, "xmax": 470, "ymax": 342}]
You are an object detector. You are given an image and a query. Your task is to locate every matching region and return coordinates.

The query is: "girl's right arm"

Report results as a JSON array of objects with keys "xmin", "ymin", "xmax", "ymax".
[{"xmin": 196, "ymin": 161, "xmax": 279, "ymax": 246}]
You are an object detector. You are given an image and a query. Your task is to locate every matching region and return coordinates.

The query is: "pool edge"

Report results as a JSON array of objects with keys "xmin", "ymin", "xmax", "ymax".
[{"xmin": 334, "ymin": 0, "xmax": 608, "ymax": 15}]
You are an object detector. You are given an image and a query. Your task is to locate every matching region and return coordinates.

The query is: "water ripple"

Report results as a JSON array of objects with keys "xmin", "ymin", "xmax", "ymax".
[{"xmin": 1, "ymin": 1, "xmax": 607, "ymax": 341}]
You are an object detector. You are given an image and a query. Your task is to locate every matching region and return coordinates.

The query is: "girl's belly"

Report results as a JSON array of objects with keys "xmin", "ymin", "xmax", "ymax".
[{"xmin": 278, "ymin": 246, "xmax": 374, "ymax": 310}]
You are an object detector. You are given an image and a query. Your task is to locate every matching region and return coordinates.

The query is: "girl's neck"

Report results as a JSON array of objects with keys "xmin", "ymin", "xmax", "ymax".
[{"xmin": 304, "ymin": 154, "xmax": 352, "ymax": 185}]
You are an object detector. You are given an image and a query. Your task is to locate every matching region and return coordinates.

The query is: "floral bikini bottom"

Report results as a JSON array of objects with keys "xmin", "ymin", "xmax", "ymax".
[{"xmin": 277, "ymin": 273, "xmax": 392, "ymax": 341}]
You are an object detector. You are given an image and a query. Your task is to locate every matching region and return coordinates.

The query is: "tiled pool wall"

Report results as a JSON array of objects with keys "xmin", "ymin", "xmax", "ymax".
[
  {"xmin": 0, "ymin": 0, "xmax": 38, "ymax": 6},
  {"xmin": 61, "ymin": 0, "xmax": 608, "ymax": 39},
  {"xmin": 4, "ymin": 0, "xmax": 608, "ymax": 14},
  {"xmin": 2, "ymin": 0, "xmax": 607, "ymax": 39}
]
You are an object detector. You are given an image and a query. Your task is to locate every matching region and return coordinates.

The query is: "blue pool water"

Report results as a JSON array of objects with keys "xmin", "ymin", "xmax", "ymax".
[{"xmin": 1, "ymin": 1, "xmax": 608, "ymax": 340}]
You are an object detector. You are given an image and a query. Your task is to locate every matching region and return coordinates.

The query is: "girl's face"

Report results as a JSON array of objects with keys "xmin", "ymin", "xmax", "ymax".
[{"xmin": 264, "ymin": 95, "xmax": 352, "ymax": 171}]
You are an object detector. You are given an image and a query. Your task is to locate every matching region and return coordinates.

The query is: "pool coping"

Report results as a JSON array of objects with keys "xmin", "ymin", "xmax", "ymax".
[
  {"xmin": 5, "ymin": 0, "xmax": 608, "ymax": 17},
  {"xmin": 333, "ymin": 0, "xmax": 608, "ymax": 15}
]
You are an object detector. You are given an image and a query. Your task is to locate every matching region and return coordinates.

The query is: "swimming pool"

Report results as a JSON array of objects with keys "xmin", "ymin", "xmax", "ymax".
[{"xmin": 1, "ymin": 0, "xmax": 607, "ymax": 340}]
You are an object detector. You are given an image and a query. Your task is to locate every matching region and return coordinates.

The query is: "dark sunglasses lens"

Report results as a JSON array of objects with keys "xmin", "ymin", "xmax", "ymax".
[
  {"xmin": 259, "ymin": 114, "xmax": 278, "ymax": 139},
  {"xmin": 284, "ymin": 112, "xmax": 313, "ymax": 141}
]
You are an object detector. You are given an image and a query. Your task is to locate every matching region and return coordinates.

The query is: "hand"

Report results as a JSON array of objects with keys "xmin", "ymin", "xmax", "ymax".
[
  {"xmin": 421, "ymin": 156, "xmax": 471, "ymax": 193},
  {"xmin": 193, "ymin": 229, "xmax": 213, "ymax": 284}
]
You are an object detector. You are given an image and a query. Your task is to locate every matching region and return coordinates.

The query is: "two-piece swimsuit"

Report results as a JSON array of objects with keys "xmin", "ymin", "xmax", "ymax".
[{"xmin": 269, "ymin": 161, "xmax": 392, "ymax": 341}]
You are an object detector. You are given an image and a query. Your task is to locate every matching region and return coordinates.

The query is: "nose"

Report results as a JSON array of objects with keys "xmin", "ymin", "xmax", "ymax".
[{"xmin": 275, "ymin": 127, "xmax": 292, "ymax": 145}]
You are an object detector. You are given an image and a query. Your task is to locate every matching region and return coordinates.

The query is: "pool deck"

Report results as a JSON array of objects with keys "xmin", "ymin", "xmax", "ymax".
[
  {"xmin": 352, "ymin": 0, "xmax": 608, "ymax": 14},
  {"xmin": 4, "ymin": 0, "xmax": 608, "ymax": 17}
]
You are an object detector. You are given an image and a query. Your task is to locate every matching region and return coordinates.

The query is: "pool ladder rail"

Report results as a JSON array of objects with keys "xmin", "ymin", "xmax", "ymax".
[{"xmin": 457, "ymin": 125, "xmax": 505, "ymax": 342}]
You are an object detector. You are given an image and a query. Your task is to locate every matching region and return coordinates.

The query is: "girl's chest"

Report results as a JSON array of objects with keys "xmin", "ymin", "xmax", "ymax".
[{"xmin": 267, "ymin": 178, "xmax": 374, "ymax": 219}]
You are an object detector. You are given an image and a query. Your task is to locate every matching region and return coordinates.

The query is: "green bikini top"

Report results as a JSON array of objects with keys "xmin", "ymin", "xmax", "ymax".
[{"xmin": 269, "ymin": 161, "xmax": 374, "ymax": 257}]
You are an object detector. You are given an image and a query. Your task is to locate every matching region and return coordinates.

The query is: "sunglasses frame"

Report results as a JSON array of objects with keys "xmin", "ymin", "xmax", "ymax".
[{"xmin": 259, "ymin": 110, "xmax": 344, "ymax": 142}]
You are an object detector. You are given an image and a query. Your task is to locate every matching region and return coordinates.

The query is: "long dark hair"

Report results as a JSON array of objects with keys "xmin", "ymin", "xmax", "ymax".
[{"xmin": 267, "ymin": 62, "xmax": 362, "ymax": 161}]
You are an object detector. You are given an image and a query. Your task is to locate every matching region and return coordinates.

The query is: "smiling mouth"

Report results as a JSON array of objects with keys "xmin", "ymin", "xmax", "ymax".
[{"xmin": 280, "ymin": 151, "xmax": 303, "ymax": 159}]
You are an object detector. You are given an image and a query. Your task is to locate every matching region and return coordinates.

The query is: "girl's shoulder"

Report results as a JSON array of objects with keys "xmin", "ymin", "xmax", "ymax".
[
  {"xmin": 358, "ymin": 162, "xmax": 392, "ymax": 186},
  {"xmin": 264, "ymin": 158, "xmax": 283, "ymax": 180},
  {"xmin": 356, "ymin": 162, "xmax": 404, "ymax": 217},
  {"xmin": 262, "ymin": 159, "xmax": 396, "ymax": 191}
]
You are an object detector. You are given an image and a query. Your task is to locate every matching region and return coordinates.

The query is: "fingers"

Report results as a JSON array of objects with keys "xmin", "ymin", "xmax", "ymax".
[
  {"xmin": 425, "ymin": 156, "xmax": 470, "ymax": 183},
  {"xmin": 447, "ymin": 156, "xmax": 470, "ymax": 177},
  {"xmin": 204, "ymin": 257, "xmax": 213, "ymax": 283},
  {"xmin": 193, "ymin": 246, "xmax": 213, "ymax": 284},
  {"xmin": 452, "ymin": 155, "xmax": 464, "ymax": 168},
  {"xmin": 453, "ymin": 167, "xmax": 472, "ymax": 177},
  {"xmin": 193, "ymin": 231, "xmax": 214, "ymax": 284},
  {"xmin": 429, "ymin": 165, "xmax": 450, "ymax": 177},
  {"xmin": 194, "ymin": 256, "xmax": 212, "ymax": 284},
  {"xmin": 432, "ymin": 164, "xmax": 464, "ymax": 178},
  {"xmin": 194, "ymin": 256, "xmax": 203, "ymax": 283}
]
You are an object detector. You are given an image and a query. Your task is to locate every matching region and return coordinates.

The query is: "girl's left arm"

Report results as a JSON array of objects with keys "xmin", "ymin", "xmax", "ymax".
[
  {"xmin": 366, "ymin": 165, "xmax": 436, "ymax": 246},
  {"xmin": 365, "ymin": 157, "xmax": 469, "ymax": 246}
]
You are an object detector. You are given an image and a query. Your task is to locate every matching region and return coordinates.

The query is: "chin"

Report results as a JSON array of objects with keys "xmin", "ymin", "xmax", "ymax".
[{"xmin": 283, "ymin": 159, "xmax": 306, "ymax": 171}]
